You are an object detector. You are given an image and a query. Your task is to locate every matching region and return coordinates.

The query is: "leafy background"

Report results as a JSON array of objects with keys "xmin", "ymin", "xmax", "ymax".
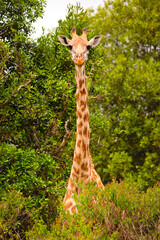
[{"xmin": 0, "ymin": 0, "xmax": 160, "ymax": 239}]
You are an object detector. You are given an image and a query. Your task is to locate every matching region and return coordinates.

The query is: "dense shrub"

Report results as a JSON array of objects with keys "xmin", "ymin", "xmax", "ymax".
[
  {"xmin": 1, "ymin": 144, "xmax": 159, "ymax": 239},
  {"xmin": 26, "ymin": 181, "xmax": 160, "ymax": 240},
  {"xmin": 0, "ymin": 144, "xmax": 66, "ymax": 224},
  {"xmin": 0, "ymin": 191, "xmax": 32, "ymax": 239}
]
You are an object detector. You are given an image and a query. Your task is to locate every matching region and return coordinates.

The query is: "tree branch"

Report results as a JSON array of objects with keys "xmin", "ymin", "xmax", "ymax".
[
  {"xmin": 0, "ymin": 26, "xmax": 10, "ymax": 37},
  {"xmin": 55, "ymin": 118, "xmax": 73, "ymax": 154},
  {"xmin": 1, "ymin": 80, "xmax": 31, "ymax": 106}
]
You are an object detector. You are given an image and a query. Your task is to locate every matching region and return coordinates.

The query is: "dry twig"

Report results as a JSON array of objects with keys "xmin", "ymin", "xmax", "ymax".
[{"xmin": 55, "ymin": 118, "xmax": 73, "ymax": 154}]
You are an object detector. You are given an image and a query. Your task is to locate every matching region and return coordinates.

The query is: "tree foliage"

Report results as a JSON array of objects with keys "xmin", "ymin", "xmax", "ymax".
[
  {"xmin": 87, "ymin": 0, "xmax": 160, "ymax": 188},
  {"xmin": 0, "ymin": 0, "xmax": 46, "ymax": 41}
]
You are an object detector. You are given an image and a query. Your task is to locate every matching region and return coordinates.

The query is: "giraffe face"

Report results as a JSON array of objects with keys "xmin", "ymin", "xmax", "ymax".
[
  {"xmin": 58, "ymin": 28, "xmax": 102, "ymax": 66},
  {"xmin": 69, "ymin": 38, "xmax": 89, "ymax": 66}
]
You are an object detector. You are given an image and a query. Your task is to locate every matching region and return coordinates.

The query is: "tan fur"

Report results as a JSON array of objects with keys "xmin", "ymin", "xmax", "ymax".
[{"xmin": 59, "ymin": 29, "xmax": 104, "ymax": 215}]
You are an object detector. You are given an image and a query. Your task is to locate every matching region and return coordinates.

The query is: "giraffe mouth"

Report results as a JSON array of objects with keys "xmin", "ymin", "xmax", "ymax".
[{"xmin": 76, "ymin": 59, "xmax": 84, "ymax": 65}]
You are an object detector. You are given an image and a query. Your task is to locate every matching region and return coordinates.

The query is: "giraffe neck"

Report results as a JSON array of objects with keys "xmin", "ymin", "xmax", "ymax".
[
  {"xmin": 63, "ymin": 64, "xmax": 104, "ymax": 215},
  {"xmin": 72, "ymin": 64, "xmax": 91, "ymax": 182}
]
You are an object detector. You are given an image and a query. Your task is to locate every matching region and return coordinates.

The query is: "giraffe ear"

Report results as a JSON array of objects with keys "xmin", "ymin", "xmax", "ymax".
[
  {"xmin": 88, "ymin": 35, "xmax": 102, "ymax": 48},
  {"xmin": 58, "ymin": 35, "xmax": 70, "ymax": 46}
]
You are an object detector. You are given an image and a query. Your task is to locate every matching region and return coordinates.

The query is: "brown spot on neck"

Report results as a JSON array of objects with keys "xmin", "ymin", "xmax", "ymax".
[
  {"xmin": 76, "ymin": 92, "xmax": 79, "ymax": 102},
  {"xmin": 79, "ymin": 79, "xmax": 84, "ymax": 89},
  {"xmin": 83, "ymin": 112, "xmax": 89, "ymax": 122},
  {"xmin": 77, "ymin": 121, "xmax": 83, "ymax": 130},
  {"xmin": 77, "ymin": 139, "xmax": 81, "ymax": 147},
  {"xmin": 73, "ymin": 166, "xmax": 80, "ymax": 175},
  {"xmin": 78, "ymin": 129, "xmax": 82, "ymax": 135},
  {"xmin": 74, "ymin": 151, "xmax": 82, "ymax": 164},
  {"xmin": 80, "ymin": 100, "xmax": 87, "ymax": 111},
  {"xmin": 80, "ymin": 88, "xmax": 86, "ymax": 95},
  {"xmin": 81, "ymin": 172, "xmax": 89, "ymax": 179},
  {"xmin": 82, "ymin": 140, "xmax": 86, "ymax": 154},
  {"xmin": 81, "ymin": 162, "xmax": 89, "ymax": 171},
  {"xmin": 88, "ymin": 129, "xmax": 90, "ymax": 138},
  {"xmin": 77, "ymin": 110, "xmax": 82, "ymax": 119},
  {"xmin": 83, "ymin": 126, "xmax": 88, "ymax": 137}
]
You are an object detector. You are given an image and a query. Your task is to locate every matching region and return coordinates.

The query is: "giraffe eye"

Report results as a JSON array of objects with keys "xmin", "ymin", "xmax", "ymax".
[
  {"xmin": 67, "ymin": 45, "xmax": 72, "ymax": 50},
  {"xmin": 87, "ymin": 45, "xmax": 91, "ymax": 50}
]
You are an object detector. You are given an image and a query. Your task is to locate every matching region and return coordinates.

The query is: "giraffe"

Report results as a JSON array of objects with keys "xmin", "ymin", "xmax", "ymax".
[{"xmin": 58, "ymin": 28, "xmax": 104, "ymax": 215}]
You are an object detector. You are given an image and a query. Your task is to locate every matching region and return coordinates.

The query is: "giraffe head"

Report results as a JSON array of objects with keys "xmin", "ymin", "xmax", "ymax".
[{"xmin": 58, "ymin": 28, "xmax": 102, "ymax": 66}]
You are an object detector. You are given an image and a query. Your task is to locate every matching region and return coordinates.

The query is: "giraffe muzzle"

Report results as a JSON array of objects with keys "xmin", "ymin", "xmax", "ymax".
[
  {"xmin": 76, "ymin": 59, "xmax": 84, "ymax": 65},
  {"xmin": 76, "ymin": 53, "xmax": 84, "ymax": 65}
]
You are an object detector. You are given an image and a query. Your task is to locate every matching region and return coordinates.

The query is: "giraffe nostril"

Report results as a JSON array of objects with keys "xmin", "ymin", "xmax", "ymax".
[{"xmin": 76, "ymin": 54, "xmax": 83, "ymax": 59}]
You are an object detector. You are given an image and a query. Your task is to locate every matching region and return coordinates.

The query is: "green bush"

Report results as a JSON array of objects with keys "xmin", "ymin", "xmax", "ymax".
[
  {"xmin": 0, "ymin": 190, "xmax": 32, "ymax": 239},
  {"xmin": 26, "ymin": 181, "xmax": 160, "ymax": 240},
  {"xmin": 0, "ymin": 143, "xmax": 66, "ymax": 224}
]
